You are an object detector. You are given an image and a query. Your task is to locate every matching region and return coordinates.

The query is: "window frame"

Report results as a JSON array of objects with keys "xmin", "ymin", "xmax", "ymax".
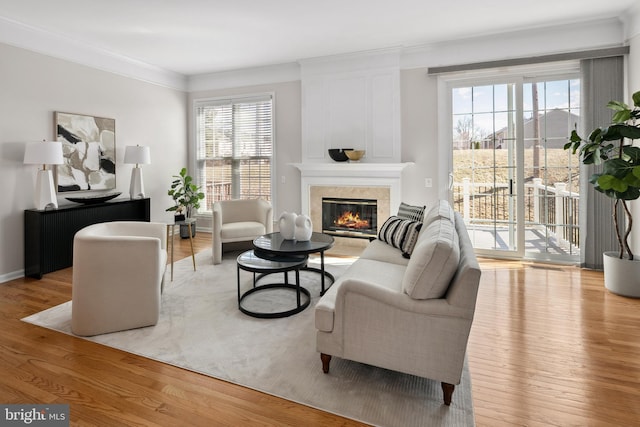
[{"xmin": 191, "ymin": 92, "xmax": 276, "ymax": 216}]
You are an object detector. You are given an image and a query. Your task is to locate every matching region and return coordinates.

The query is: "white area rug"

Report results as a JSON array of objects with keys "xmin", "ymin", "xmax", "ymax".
[{"xmin": 23, "ymin": 250, "xmax": 475, "ymax": 427}]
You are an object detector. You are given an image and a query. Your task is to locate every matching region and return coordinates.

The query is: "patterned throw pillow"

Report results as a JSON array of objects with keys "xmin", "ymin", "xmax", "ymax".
[
  {"xmin": 378, "ymin": 216, "xmax": 423, "ymax": 257},
  {"xmin": 397, "ymin": 202, "xmax": 426, "ymax": 222}
]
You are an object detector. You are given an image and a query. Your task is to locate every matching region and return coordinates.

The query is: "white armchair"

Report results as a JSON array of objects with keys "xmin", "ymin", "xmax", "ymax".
[
  {"xmin": 71, "ymin": 221, "xmax": 167, "ymax": 336},
  {"xmin": 212, "ymin": 198, "xmax": 273, "ymax": 264}
]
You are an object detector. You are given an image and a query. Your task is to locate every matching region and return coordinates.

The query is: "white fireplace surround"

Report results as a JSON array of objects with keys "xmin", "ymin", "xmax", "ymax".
[{"xmin": 291, "ymin": 163, "xmax": 414, "ymax": 217}]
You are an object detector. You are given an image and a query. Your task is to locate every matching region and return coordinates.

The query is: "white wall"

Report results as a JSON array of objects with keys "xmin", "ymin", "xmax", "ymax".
[
  {"xmin": 400, "ymin": 68, "xmax": 439, "ymax": 205},
  {"xmin": 0, "ymin": 42, "xmax": 188, "ymax": 281}
]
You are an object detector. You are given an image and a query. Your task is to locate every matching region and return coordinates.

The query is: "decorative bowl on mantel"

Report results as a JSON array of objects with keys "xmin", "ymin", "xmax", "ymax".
[
  {"xmin": 328, "ymin": 148, "xmax": 352, "ymax": 162},
  {"xmin": 344, "ymin": 150, "xmax": 365, "ymax": 162}
]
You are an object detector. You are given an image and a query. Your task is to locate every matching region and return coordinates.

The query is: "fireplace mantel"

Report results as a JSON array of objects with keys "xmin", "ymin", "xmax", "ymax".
[
  {"xmin": 291, "ymin": 162, "xmax": 413, "ymax": 178},
  {"xmin": 291, "ymin": 162, "xmax": 414, "ymax": 217}
]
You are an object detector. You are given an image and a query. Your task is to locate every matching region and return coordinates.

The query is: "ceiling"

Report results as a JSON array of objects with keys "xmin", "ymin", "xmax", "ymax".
[{"xmin": 0, "ymin": 0, "xmax": 637, "ymax": 77}]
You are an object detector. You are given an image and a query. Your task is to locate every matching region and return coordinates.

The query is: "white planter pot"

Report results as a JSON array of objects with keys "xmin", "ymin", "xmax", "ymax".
[{"xmin": 603, "ymin": 251, "xmax": 640, "ymax": 298}]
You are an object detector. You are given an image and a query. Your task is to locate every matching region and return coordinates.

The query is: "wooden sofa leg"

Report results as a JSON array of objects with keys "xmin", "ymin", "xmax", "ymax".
[
  {"xmin": 441, "ymin": 382, "xmax": 455, "ymax": 406},
  {"xmin": 320, "ymin": 353, "xmax": 332, "ymax": 373}
]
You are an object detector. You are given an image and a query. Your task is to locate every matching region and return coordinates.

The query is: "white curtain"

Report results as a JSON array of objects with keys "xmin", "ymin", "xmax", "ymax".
[{"xmin": 579, "ymin": 56, "xmax": 624, "ymax": 269}]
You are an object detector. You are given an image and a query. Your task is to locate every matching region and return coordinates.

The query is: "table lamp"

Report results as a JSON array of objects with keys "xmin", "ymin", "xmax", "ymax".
[
  {"xmin": 24, "ymin": 140, "xmax": 64, "ymax": 210},
  {"xmin": 124, "ymin": 145, "xmax": 151, "ymax": 199}
]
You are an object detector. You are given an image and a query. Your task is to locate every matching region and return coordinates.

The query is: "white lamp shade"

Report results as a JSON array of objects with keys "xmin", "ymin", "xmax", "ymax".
[
  {"xmin": 124, "ymin": 145, "xmax": 151, "ymax": 165},
  {"xmin": 24, "ymin": 141, "xmax": 64, "ymax": 165}
]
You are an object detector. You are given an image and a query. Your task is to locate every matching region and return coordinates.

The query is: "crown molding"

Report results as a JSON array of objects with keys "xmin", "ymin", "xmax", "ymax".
[
  {"xmin": 187, "ymin": 62, "xmax": 300, "ymax": 92},
  {"xmin": 299, "ymin": 47, "xmax": 401, "ymax": 77},
  {"xmin": 623, "ymin": 2, "xmax": 640, "ymax": 40},
  {"xmin": 0, "ymin": 16, "xmax": 187, "ymax": 91},
  {"xmin": 1, "ymin": 13, "xmax": 630, "ymax": 93},
  {"xmin": 188, "ymin": 47, "xmax": 403, "ymax": 93},
  {"xmin": 401, "ymin": 18, "xmax": 625, "ymax": 70}
]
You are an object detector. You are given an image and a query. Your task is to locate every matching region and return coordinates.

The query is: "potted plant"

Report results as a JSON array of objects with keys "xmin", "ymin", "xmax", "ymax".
[
  {"xmin": 166, "ymin": 167, "xmax": 205, "ymax": 238},
  {"xmin": 565, "ymin": 90, "xmax": 640, "ymax": 297}
]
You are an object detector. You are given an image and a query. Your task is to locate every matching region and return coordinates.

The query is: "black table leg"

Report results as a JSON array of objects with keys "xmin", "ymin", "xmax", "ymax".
[
  {"xmin": 296, "ymin": 268, "xmax": 301, "ymax": 306},
  {"xmin": 237, "ymin": 264, "xmax": 241, "ymax": 308},
  {"xmin": 321, "ymin": 251, "xmax": 326, "ymax": 294}
]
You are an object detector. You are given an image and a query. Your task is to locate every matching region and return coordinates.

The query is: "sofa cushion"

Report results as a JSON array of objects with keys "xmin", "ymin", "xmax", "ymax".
[
  {"xmin": 315, "ymin": 259, "xmax": 407, "ymax": 332},
  {"xmin": 423, "ymin": 200, "xmax": 455, "ymax": 227},
  {"xmin": 377, "ymin": 216, "xmax": 423, "ymax": 257},
  {"xmin": 221, "ymin": 221, "xmax": 266, "ymax": 241},
  {"xmin": 359, "ymin": 239, "xmax": 411, "ymax": 266},
  {"xmin": 397, "ymin": 202, "xmax": 426, "ymax": 222},
  {"xmin": 402, "ymin": 219, "xmax": 460, "ymax": 299}
]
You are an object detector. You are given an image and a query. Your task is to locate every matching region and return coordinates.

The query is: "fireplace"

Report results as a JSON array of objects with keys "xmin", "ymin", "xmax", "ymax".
[{"xmin": 322, "ymin": 197, "xmax": 377, "ymax": 239}]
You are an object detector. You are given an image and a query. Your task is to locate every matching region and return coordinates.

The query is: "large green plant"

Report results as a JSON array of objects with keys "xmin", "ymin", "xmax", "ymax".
[
  {"xmin": 166, "ymin": 168, "xmax": 205, "ymax": 218},
  {"xmin": 565, "ymin": 91, "xmax": 640, "ymax": 260}
]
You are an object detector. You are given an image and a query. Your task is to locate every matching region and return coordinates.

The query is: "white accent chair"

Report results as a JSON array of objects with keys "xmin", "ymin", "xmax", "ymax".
[
  {"xmin": 71, "ymin": 221, "xmax": 167, "ymax": 336},
  {"xmin": 212, "ymin": 199, "xmax": 273, "ymax": 264}
]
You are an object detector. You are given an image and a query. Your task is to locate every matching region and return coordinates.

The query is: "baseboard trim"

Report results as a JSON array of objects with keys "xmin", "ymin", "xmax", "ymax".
[{"xmin": 0, "ymin": 269, "xmax": 25, "ymax": 284}]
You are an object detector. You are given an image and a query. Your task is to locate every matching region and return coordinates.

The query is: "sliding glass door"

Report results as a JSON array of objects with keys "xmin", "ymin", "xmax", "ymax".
[
  {"xmin": 450, "ymin": 76, "xmax": 580, "ymax": 263},
  {"xmin": 522, "ymin": 79, "xmax": 581, "ymax": 262},
  {"xmin": 451, "ymin": 83, "xmax": 521, "ymax": 257}
]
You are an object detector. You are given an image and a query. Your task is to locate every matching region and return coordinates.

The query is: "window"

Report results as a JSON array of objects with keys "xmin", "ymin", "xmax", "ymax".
[{"xmin": 195, "ymin": 94, "xmax": 273, "ymax": 213}]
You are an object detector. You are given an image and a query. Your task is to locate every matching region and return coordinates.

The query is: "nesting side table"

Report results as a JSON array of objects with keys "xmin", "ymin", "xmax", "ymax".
[{"xmin": 236, "ymin": 250, "xmax": 310, "ymax": 318}]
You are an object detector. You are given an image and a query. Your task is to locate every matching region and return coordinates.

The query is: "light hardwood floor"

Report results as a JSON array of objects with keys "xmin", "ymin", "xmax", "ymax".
[{"xmin": 2, "ymin": 232, "xmax": 639, "ymax": 426}]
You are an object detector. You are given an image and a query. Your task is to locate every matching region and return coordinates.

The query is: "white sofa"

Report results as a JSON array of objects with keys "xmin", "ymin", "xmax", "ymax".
[
  {"xmin": 315, "ymin": 200, "xmax": 481, "ymax": 405},
  {"xmin": 71, "ymin": 221, "xmax": 167, "ymax": 336},
  {"xmin": 212, "ymin": 198, "xmax": 273, "ymax": 264}
]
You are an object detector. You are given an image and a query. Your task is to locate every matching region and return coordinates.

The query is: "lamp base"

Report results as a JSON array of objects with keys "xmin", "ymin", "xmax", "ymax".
[
  {"xmin": 129, "ymin": 167, "xmax": 145, "ymax": 199},
  {"xmin": 35, "ymin": 169, "xmax": 58, "ymax": 210}
]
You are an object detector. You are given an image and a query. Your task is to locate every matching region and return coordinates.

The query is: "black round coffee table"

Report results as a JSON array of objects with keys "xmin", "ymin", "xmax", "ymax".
[
  {"xmin": 253, "ymin": 232, "xmax": 335, "ymax": 295},
  {"xmin": 237, "ymin": 250, "xmax": 310, "ymax": 318}
]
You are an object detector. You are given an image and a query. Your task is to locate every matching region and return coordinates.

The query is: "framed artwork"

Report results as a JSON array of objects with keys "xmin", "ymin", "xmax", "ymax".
[{"xmin": 54, "ymin": 112, "xmax": 116, "ymax": 192}]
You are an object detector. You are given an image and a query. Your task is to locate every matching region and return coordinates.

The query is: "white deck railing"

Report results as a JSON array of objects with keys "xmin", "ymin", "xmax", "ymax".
[{"xmin": 453, "ymin": 178, "xmax": 580, "ymax": 249}]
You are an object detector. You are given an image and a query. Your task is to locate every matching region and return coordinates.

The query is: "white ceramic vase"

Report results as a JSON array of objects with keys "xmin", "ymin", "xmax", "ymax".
[
  {"xmin": 603, "ymin": 251, "xmax": 640, "ymax": 298},
  {"xmin": 278, "ymin": 211, "xmax": 297, "ymax": 240},
  {"xmin": 294, "ymin": 214, "xmax": 313, "ymax": 241}
]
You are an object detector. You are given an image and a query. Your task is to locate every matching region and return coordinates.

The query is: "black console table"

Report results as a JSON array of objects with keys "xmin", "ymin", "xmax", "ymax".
[{"xmin": 24, "ymin": 198, "xmax": 151, "ymax": 279}]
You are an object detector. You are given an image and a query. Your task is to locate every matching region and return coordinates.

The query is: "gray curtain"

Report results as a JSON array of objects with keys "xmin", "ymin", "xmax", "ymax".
[{"xmin": 579, "ymin": 56, "xmax": 624, "ymax": 269}]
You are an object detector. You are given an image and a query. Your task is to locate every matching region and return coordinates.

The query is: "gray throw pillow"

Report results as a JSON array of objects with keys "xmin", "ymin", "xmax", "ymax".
[{"xmin": 397, "ymin": 202, "xmax": 425, "ymax": 222}]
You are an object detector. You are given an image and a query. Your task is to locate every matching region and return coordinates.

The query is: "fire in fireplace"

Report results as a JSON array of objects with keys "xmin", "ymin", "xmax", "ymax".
[{"xmin": 322, "ymin": 197, "xmax": 377, "ymax": 238}]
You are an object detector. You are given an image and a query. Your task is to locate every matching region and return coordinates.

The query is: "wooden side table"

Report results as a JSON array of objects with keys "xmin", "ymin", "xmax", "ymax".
[{"xmin": 167, "ymin": 218, "xmax": 196, "ymax": 281}]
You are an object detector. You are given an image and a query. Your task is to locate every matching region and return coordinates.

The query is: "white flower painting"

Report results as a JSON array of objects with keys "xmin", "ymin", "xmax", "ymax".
[{"xmin": 55, "ymin": 112, "xmax": 116, "ymax": 192}]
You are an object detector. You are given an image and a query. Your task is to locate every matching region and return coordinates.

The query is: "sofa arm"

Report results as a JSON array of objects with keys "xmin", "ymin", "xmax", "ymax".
[
  {"xmin": 337, "ymin": 279, "xmax": 472, "ymax": 317},
  {"xmin": 133, "ymin": 222, "xmax": 166, "ymax": 251},
  {"xmin": 92, "ymin": 221, "xmax": 166, "ymax": 250},
  {"xmin": 256, "ymin": 199, "xmax": 273, "ymax": 232},
  {"xmin": 212, "ymin": 203, "xmax": 223, "ymax": 235},
  {"xmin": 317, "ymin": 278, "xmax": 474, "ymax": 333}
]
